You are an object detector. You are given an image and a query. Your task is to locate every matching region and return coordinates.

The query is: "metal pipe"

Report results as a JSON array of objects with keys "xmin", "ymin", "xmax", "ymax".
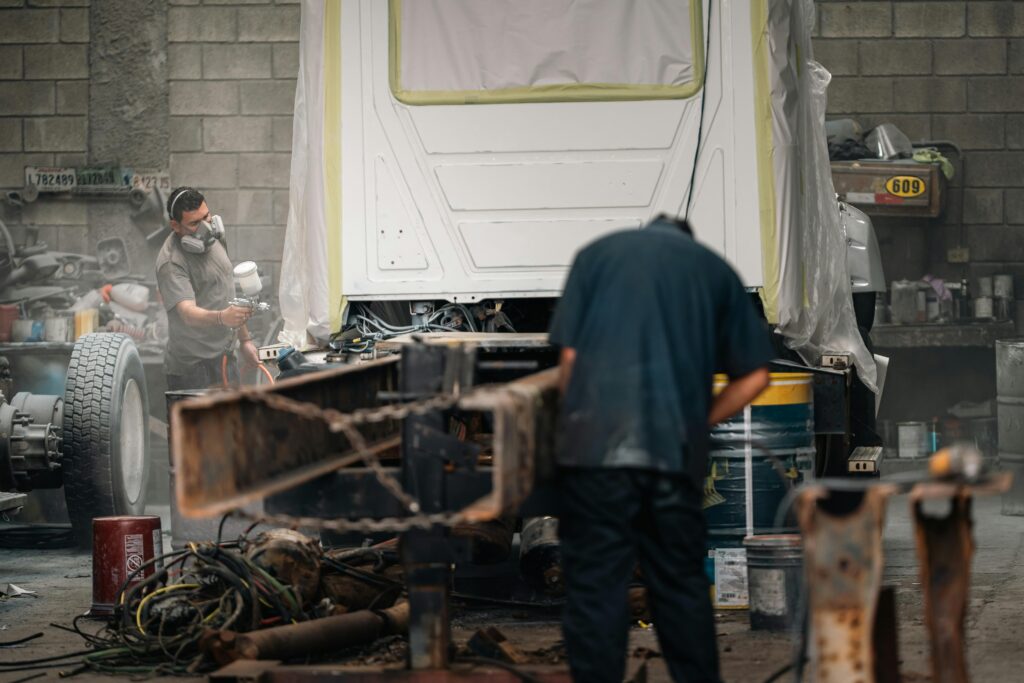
[{"xmin": 202, "ymin": 602, "xmax": 409, "ymax": 665}]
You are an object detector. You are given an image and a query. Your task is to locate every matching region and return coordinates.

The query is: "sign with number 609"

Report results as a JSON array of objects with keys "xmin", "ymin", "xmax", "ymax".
[{"xmin": 885, "ymin": 175, "xmax": 926, "ymax": 198}]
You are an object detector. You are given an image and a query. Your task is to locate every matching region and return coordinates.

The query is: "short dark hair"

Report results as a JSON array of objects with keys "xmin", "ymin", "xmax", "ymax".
[
  {"xmin": 167, "ymin": 186, "xmax": 205, "ymax": 222},
  {"xmin": 652, "ymin": 213, "xmax": 694, "ymax": 236}
]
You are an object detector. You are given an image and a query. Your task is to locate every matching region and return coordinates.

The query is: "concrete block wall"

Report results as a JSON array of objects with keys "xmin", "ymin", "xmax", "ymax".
[
  {"xmin": 0, "ymin": 0, "xmax": 298, "ymax": 301},
  {"xmin": 0, "ymin": 1, "xmax": 91, "ymax": 253},
  {"xmin": 167, "ymin": 0, "xmax": 298, "ymax": 297},
  {"xmin": 814, "ymin": 1, "xmax": 1024, "ymax": 293}
]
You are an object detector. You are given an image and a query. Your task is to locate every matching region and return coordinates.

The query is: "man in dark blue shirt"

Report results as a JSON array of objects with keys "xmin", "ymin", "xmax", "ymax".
[{"xmin": 548, "ymin": 215, "xmax": 774, "ymax": 683}]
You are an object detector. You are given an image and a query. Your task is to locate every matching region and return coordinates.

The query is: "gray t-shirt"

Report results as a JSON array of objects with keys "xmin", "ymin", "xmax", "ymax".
[{"xmin": 155, "ymin": 233, "xmax": 235, "ymax": 376}]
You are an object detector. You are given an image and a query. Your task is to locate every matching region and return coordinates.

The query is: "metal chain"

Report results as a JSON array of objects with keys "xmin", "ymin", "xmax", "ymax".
[
  {"xmin": 230, "ymin": 388, "xmax": 475, "ymax": 532},
  {"xmin": 227, "ymin": 508, "xmax": 468, "ymax": 535}
]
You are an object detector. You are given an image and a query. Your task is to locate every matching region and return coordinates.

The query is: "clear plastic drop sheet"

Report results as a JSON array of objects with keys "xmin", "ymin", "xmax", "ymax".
[{"xmin": 773, "ymin": 0, "xmax": 877, "ymax": 391}]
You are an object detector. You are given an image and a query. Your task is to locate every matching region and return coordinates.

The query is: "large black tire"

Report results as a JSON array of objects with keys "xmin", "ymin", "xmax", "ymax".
[{"xmin": 62, "ymin": 333, "xmax": 150, "ymax": 548}]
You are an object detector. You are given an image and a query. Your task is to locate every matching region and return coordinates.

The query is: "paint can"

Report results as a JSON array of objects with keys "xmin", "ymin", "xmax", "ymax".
[
  {"xmin": 743, "ymin": 534, "xmax": 803, "ymax": 631},
  {"xmin": 890, "ymin": 281, "xmax": 918, "ymax": 324},
  {"xmin": 44, "ymin": 316, "xmax": 71, "ymax": 342},
  {"xmin": 74, "ymin": 309, "xmax": 99, "ymax": 340},
  {"xmin": 975, "ymin": 296, "xmax": 994, "ymax": 319},
  {"xmin": 897, "ymin": 421, "xmax": 927, "ymax": 459},
  {"xmin": 90, "ymin": 515, "xmax": 163, "ymax": 616},
  {"xmin": 978, "ymin": 276, "xmax": 994, "ymax": 297},
  {"xmin": 11, "ymin": 319, "xmax": 42, "ymax": 342},
  {"xmin": 994, "ymin": 274, "xmax": 1014, "ymax": 300}
]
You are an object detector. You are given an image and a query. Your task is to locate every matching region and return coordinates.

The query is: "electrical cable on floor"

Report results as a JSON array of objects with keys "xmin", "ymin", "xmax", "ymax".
[
  {"xmin": 0, "ymin": 632, "xmax": 43, "ymax": 647},
  {"xmin": 35, "ymin": 538, "xmax": 312, "ymax": 677},
  {"xmin": 8, "ymin": 672, "xmax": 46, "ymax": 683}
]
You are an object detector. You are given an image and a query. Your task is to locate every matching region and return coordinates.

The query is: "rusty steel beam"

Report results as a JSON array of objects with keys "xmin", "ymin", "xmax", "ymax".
[
  {"xmin": 455, "ymin": 367, "xmax": 559, "ymax": 524},
  {"xmin": 171, "ymin": 356, "xmax": 401, "ymax": 517},
  {"xmin": 910, "ymin": 472, "xmax": 1011, "ymax": 683},
  {"xmin": 171, "ymin": 351, "xmax": 560, "ymax": 524},
  {"xmin": 797, "ymin": 485, "xmax": 897, "ymax": 683}
]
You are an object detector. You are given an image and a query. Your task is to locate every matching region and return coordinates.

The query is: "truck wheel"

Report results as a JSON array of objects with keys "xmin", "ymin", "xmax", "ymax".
[{"xmin": 62, "ymin": 333, "xmax": 150, "ymax": 548}]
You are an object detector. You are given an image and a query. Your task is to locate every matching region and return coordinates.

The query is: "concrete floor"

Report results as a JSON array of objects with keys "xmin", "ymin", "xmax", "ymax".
[{"xmin": 1, "ymin": 492, "xmax": 1022, "ymax": 682}]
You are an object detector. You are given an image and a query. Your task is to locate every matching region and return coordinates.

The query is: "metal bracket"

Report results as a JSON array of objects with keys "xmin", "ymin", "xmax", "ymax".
[
  {"xmin": 848, "ymin": 446, "xmax": 883, "ymax": 475},
  {"xmin": 798, "ymin": 484, "xmax": 897, "ymax": 683},
  {"xmin": 910, "ymin": 473, "xmax": 1011, "ymax": 683}
]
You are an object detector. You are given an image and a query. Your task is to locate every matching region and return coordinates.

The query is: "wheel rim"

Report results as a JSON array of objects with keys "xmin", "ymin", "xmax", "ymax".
[{"xmin": 119, "ymin": 378, "xmax": 146, "ymax": 506}]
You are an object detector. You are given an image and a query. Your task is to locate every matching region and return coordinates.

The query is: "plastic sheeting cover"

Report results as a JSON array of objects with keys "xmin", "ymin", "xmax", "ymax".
[
  {"xmin": 771, "ymin": 0, "xmax": 877, "ymax": 391},
  {"xmin": 395, "ymin": 0, "xmax": 695, "ymax": 94},
  {"xmin": 278, "ymin": 0, "xmax": 332, "ymax": 347}
]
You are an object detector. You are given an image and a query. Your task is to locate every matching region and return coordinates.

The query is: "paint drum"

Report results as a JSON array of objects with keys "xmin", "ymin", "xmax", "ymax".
[
  {"xmin": 997, "ymin": 339, "xmax": 1024, "ymax": 515},
  {"xmin": 91, "ymin": 515, "xmax": 162, "ymax": 616},
  {"xmin": 897, "ymin": 422, "xmax": 927, "ymax": 459},
  {"xmin": 743, "ymin": 534, "xmax": 803, "ymax": 631},
  {"xmin": 705, "ymin": 373, "xmax": 814, "ymax": 537}
]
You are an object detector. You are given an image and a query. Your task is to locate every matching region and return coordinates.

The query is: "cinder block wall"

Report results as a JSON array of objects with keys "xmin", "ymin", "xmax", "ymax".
[
  {"xmin": 0, "ymin": 2, "xmax": 91, "ymax": 254},
  {"xmin": 813, "ymin": 1, "xmax": 1024, "ymax": 289},
  {"xmin": 0, "ymin": 0, "xmax": 298, "ymax": 301},
  {"xmin": 167, "ymin": 0, "xmax": 298, "ymax": 294}
]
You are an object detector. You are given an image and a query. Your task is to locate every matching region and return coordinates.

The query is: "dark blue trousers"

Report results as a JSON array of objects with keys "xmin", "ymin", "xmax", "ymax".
[{"xmin": 558, "ymin": 468, "xmax": 721, "ymax": 683}]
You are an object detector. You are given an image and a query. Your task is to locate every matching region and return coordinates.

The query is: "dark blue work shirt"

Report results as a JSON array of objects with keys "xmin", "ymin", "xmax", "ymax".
[{"xmin": 548, "ymin": 218, "xmax": 774, "ymax": 481}]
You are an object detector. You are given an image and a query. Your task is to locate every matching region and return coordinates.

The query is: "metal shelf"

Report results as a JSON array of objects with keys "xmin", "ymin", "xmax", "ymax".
[{"xmin": 871, "ymin": 321, "xmax": 1016, "ymax": 349}]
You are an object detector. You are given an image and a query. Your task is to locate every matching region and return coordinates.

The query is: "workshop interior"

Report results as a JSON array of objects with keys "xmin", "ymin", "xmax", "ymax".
[{"xmin": 2, "ymin": 1, "xmax": 1024, "ymax": 682}]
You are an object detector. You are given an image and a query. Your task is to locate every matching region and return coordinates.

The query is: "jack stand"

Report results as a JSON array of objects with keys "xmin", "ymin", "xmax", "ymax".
[
  {"xmin": 910, "ymin": 473, "xmax": 1011, "ymax": 683},
  {"xmin": 797, "ymin": 484, "xmax": 896, "ymax": 683}
]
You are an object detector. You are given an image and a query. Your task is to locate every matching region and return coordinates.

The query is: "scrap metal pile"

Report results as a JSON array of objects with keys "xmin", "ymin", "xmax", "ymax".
[{"xmin": 7, "ymin": 529, "xmax": 409, "ymax": 676}]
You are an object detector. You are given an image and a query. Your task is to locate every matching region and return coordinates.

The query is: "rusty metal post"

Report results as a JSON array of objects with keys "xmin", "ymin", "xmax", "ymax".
[
  {"xmin": 909, "ymin": 474, "xmax": 1009, "ymax": 683},
  {"xmin": 912, "ymin": 490, "xmax": 973, "ymax": 683},
  {"xmin": 399, "ymin": 527, "xmax": 461, "ymax": 670},
  {"xmin": 797, "ymin": 485, "xmax": 896, "ymax": 683}
]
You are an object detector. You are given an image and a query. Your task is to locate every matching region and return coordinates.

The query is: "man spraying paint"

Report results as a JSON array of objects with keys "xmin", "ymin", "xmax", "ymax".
[{"xmin": 156, "ymin": 186, "xmax": 260, "ymax": 390}]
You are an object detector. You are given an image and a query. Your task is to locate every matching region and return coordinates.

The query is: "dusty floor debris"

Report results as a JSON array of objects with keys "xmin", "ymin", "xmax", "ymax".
[{"xmin": 1, "ymin": 495, "xmax": 1023, "ymax": 682}]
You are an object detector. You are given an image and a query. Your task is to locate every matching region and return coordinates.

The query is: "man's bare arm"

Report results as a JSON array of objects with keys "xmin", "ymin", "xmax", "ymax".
[
  {"xmin": 708, "ymin": 367, "xmax": 770, "ymax": 426},
  {"xmin": 558, "ymin": 347, "xmax": 576, "ymax": 396},
  {"xmin": 175, "ymin": 300, "xmax": 251, "ymax": 328}
]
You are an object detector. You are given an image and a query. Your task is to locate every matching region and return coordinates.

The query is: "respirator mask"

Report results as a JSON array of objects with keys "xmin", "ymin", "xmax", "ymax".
[{"xmin": 180, "ymin": 215, "xmax": 225, "ymax": 255}]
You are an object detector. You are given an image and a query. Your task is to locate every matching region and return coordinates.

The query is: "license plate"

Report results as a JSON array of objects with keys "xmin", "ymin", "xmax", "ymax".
[
  {"xmin": 76, "ymin": 166, "xmax": 130, "ymax": 189},
  {"xmin": 131, "ymin": 170, "xmax": 172, "ymax": 193},
  {"xmin": 24, "ymin": 166, "xmax": 77, "ymax": 192}
]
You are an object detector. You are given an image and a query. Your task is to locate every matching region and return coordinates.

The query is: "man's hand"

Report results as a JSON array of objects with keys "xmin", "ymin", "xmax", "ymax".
[
  {"xmin": 220, "ymin": 305, "xmax": 252, "ymax": 328},
  {"xmin": 708, "ymin": 367, "xmax": 770, "ymax": 426},
  {"xmin": 239, "ymin": 339, "xmax": 260, "ymax": 368}
]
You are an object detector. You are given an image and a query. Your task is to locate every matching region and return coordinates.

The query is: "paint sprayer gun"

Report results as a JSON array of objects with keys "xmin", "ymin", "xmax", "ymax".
[{"xmin": 230, "ymin": 261, "xmax": 271, "ymax": 313}]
